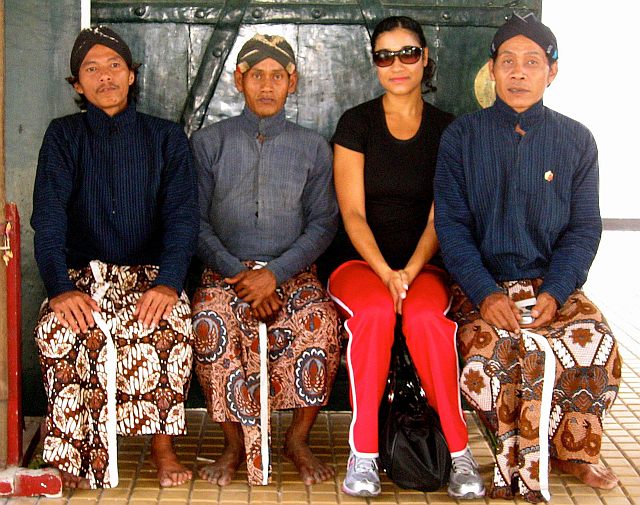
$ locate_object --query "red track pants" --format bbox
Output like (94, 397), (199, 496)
(328, 260), (468, 457)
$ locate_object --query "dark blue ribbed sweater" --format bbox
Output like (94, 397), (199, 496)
(31, 103), (198, 298)
(434, 97), (601, 306)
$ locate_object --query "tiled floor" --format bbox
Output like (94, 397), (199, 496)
(4, 231), (640, 505)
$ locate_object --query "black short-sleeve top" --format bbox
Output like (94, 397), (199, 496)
(331, 95), (454, 269)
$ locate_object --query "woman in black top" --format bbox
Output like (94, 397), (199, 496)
(328, 16), (485, 499)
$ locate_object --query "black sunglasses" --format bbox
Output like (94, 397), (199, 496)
(372, 46), (423, 67)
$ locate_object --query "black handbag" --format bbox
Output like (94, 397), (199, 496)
(378, 333), (452, 491)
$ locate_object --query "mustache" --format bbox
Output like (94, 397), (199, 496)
(97, 84), (119, 92)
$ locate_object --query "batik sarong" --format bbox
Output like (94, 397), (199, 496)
(34, 261), (193, 488)
(192, 264), (340, 485)
(451, 279), (621, 503)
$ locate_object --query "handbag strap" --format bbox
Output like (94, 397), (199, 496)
(388, 328), (427, 402)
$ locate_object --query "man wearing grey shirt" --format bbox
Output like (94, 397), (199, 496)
(190, 34), (340, 487)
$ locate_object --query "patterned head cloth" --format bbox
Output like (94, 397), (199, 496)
(236, 34), (296, 74)
(70, 25), (133, 77)
(490, 12), (558, 62)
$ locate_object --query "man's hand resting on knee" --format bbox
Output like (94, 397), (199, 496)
(49, 290), (100, 333)
(135, 285), (179, 329)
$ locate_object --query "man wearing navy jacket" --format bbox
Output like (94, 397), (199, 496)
(435, 13), (620, 503)
(31, 26), (198, 489)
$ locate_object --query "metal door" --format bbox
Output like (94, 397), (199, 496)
(93, 1), (542, 137)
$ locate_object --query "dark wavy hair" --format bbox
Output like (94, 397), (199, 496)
(65, 64), (141, 111)
(370, 16), (437, 94)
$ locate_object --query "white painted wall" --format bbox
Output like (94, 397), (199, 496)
(543, 0), (639, 219)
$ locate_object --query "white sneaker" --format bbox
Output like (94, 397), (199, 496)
(448, 449), (486, 499)
(342, 451), (381, 497)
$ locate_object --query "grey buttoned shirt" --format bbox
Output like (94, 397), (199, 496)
(191, 106), (338, 285)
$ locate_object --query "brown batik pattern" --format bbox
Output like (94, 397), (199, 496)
(34, 262), (193, 488)
(451, 279), (621, 503)
(192, 264), (340, 485)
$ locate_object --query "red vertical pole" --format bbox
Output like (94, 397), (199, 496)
(5, 203), (22, 466)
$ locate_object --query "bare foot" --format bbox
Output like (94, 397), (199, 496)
(199, 444), (245, 486)
(284, 436), (335, 485)
(552, 458), (619, 489)
(61, 470), (90, 489)
(150, 434), (193, 487)
(199, 421), (245, 486)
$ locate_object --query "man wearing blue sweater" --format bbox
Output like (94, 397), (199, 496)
(435, 13), (620, 503)
(31, 26), (198, 489)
